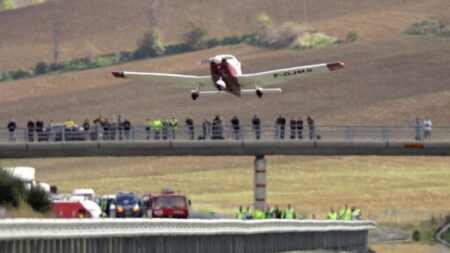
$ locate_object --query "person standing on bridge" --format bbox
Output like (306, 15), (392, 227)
(307, 116), (316, 140)
(202, 119), (211, 140)
(27, 119), (35, 142)
(290, 117), (297, 139)
(185, 118), (194, 140)
(297, 117), (304, 139)
(145, 118), (152, 140)
(283, 204), (296, 219)
(327, 207), (338, 220)
(35, 118), (44, 142)
(423, 116), (432, 140)
(153, 119), (162, 140)
(231, 115), (240, 140)
(170, 117), (178, 139)
(83, 119), (90, 140)
(123, 118), (131, 140)
(414, 117), (422, 140)
(252, 115), (261, 140)
(7, 119), (16, 142)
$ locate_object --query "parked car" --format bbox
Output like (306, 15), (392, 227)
(115, 192), (141, 218)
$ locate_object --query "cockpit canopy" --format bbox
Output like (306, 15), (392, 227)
(209, 54), (236, 64)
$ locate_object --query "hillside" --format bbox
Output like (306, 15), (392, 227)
(1, 0), (449, 226)
(0, 0), (449, 72)
(0, 35), (449, 126)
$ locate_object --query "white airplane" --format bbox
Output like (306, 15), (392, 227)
(112, 54), (344, 100)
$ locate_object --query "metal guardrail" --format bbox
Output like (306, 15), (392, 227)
(0, 125), (449, 142)
(0, 219), (376, 240)
(0, 219), (376, 253)
(436, 223), (450, 247)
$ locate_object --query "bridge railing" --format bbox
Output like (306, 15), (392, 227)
(0, 125), (449, 142)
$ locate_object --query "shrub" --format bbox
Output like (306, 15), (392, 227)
(292, 32), (338, 50)
(405, 17), (444, 35)
(90, 55), (118, 67)
(165, 43), (188, 55)
(0, 0), (15, 10)
(207, 38), (219, 48)
(10, 69), (31, 80)
(0, 169), (26, 208)
(26, 186), (52, 213)
(436, 27), (450, 37)
(0, 72), (11, 81)
(48, 62), (65, 72)
(135, 27), (165, 59)
(412, 230), (421, 241)
(345, 31), (358, 43)
(220, 35), (244, 46)
(184, 21), (209, 51)
(119, 50), (136, 62)
(35, 61), (48, 75)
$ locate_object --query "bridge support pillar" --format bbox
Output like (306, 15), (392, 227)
(254, 155), (266, 210)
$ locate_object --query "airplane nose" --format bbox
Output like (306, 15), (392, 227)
(216, 79), (226, 89)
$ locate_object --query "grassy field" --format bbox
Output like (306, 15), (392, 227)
(2, 156), (449, 225)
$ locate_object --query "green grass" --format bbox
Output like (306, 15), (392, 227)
(2, 156), (449, 223)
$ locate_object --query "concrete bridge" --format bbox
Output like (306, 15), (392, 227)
(2, 140), (450, 210)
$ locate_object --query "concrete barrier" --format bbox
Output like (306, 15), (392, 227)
(1, 140), (450, 158)
(0, 219), (376, 253)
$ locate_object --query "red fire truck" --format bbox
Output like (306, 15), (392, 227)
(147, 189), (190, 218)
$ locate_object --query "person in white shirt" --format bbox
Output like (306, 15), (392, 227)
(423, 116), (432, 140)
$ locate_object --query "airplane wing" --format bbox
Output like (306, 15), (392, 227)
(112, 71), (212, 89)
(236, 61), (344, 88)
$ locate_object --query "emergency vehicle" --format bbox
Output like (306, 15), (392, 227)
(147, 189), (190, 218)
(53, 200), (101, 218)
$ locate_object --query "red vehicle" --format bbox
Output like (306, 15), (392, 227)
(147, 194), (190, 218)
(53, 200), (101, 218)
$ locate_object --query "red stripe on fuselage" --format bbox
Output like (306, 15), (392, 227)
(210, 62), (241, 96)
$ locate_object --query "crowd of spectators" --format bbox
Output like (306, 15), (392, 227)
(3, 115), (319, 142)
(235, 204), (362, 221)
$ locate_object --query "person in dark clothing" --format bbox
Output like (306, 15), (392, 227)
(110, 119), (117, 140)
(103, 118), (111, 140)
(83, 119), (90, 131)
(201, 119), (211, 140)
(162, 119), (169, 140)
(27, 119), (35, 142)
(212, 115), (224, 139)
(275, 116), (286, 139)
(83, 119), (90, 140)
(297, 117), (304, 139)
(307, 116), (315, 140)
(185, 118), (194, 140)
(117, 115), (124, 140)
(230, 116), (240, 140)
(252, 115), (261, 140)
(123, 118), (131, 140)
(273, 205), (283, 219)
(35, 118), (44, 141)
(289, 117), (297, 139)
(7, 119), (17, 142)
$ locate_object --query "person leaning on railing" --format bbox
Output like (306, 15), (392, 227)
(7, 118), (16, 142)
